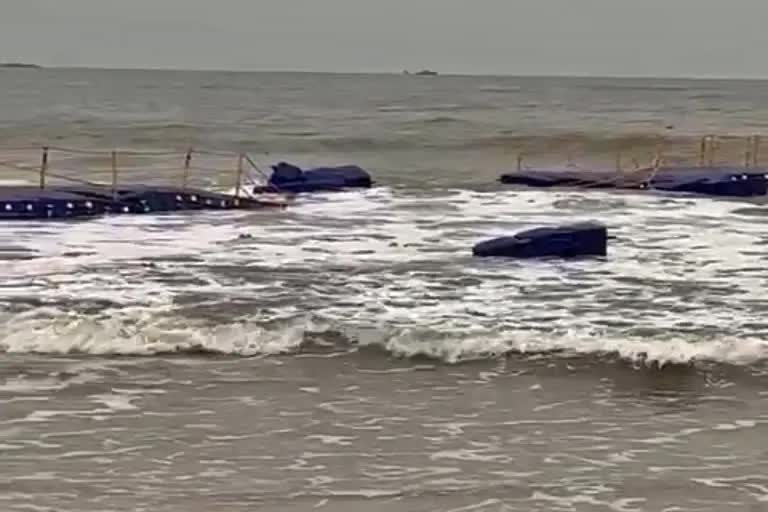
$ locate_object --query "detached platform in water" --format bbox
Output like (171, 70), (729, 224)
(0, 185), (286, 220)
(253, 162), (374, 194)
(473, 221), (608, 259)
(499, 166), (768, 197)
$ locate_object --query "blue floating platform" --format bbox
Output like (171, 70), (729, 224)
(0, 185), (282, 220)
(473, 221), (608, 259)
(253, 162), (373, 193)
(0, 188), (109, 220)
(499, 168), (632, 189)
(648, 167), (768, 197)
(63, 185), (259, 212)
(499, 166), (768, 197)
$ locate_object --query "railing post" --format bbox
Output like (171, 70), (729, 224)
(615, 151), (622, 172)
(699, 136), (707, 166)
(707, 135), (715, 166)
(39, 146), (48, 189)
(183, 149), (192, 190)
(235, 153), (244, 198)
(745, 136), (753, 168)
(516, 153), (523, 171)
(111, 150), (118, 200)
(754, 135), (761, 167)
(653, 138), (663, 169)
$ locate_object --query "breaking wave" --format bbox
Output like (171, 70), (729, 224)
(0, 307), (765, 368)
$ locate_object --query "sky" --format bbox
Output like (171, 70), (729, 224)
(2, 0), (767, 78)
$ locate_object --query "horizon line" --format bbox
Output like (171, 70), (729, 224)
(7, 63), (768, 82)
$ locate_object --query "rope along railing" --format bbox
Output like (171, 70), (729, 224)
(0, 158), (103, 189)
(0, 145), (278, 200)
(2, 135), (762, 198)
(513, 134), (763, 175)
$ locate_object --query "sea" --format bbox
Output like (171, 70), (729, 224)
(0, 68), (766, 512)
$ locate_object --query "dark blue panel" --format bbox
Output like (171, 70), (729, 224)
(473, 221), (608, 259)
(254, 162), (373, 193)
(0, 185), (277, 220)
(499, 166), (768, 197)
(649, 167), (768, 197)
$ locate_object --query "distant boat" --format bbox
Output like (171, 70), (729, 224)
(403, 69), (438, 76)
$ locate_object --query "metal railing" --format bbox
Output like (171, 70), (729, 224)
(0, 145), (275, 199)
(513, 134), (763, 173)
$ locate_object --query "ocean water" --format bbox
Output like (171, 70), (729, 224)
(0, 68), (767, 511)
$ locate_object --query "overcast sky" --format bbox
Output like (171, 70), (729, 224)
(2, 0), (767, 77)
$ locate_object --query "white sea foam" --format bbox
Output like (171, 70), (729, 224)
(0, 307), (764, 367)
(0, 186), (767, 366)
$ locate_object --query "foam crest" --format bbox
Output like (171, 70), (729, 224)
(0, 306), (765, 367)
(372, 327), (768, 366)
(0, 308), (308, 356)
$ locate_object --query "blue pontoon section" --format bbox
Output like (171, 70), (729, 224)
(473, 221), (608, 259)
(253, 162), (373, 193)
(0, 188), (110, 220)
(499, 166), (768, 197)
(499, 168), (640, 189)
(0, 185), (280, 220)
(648, 167), (768, 197)
(57, 185), (267, 212)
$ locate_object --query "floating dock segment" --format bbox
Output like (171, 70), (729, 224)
(0, 185), (286, 220)
(499, 167), (645, 190)
(499, 166), (768, 197)
(253, 162), (374, 193)
(646, 167), (768, 197)
(0, 187), (110, 220)
(0, 146), (292, 221)
(473, 221), (608, 259)
(500, 135), (768, 198)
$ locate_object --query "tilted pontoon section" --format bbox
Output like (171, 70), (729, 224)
(253, 162), (373, 193)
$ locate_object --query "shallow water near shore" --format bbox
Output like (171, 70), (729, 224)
(0, 69), (766, 511)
